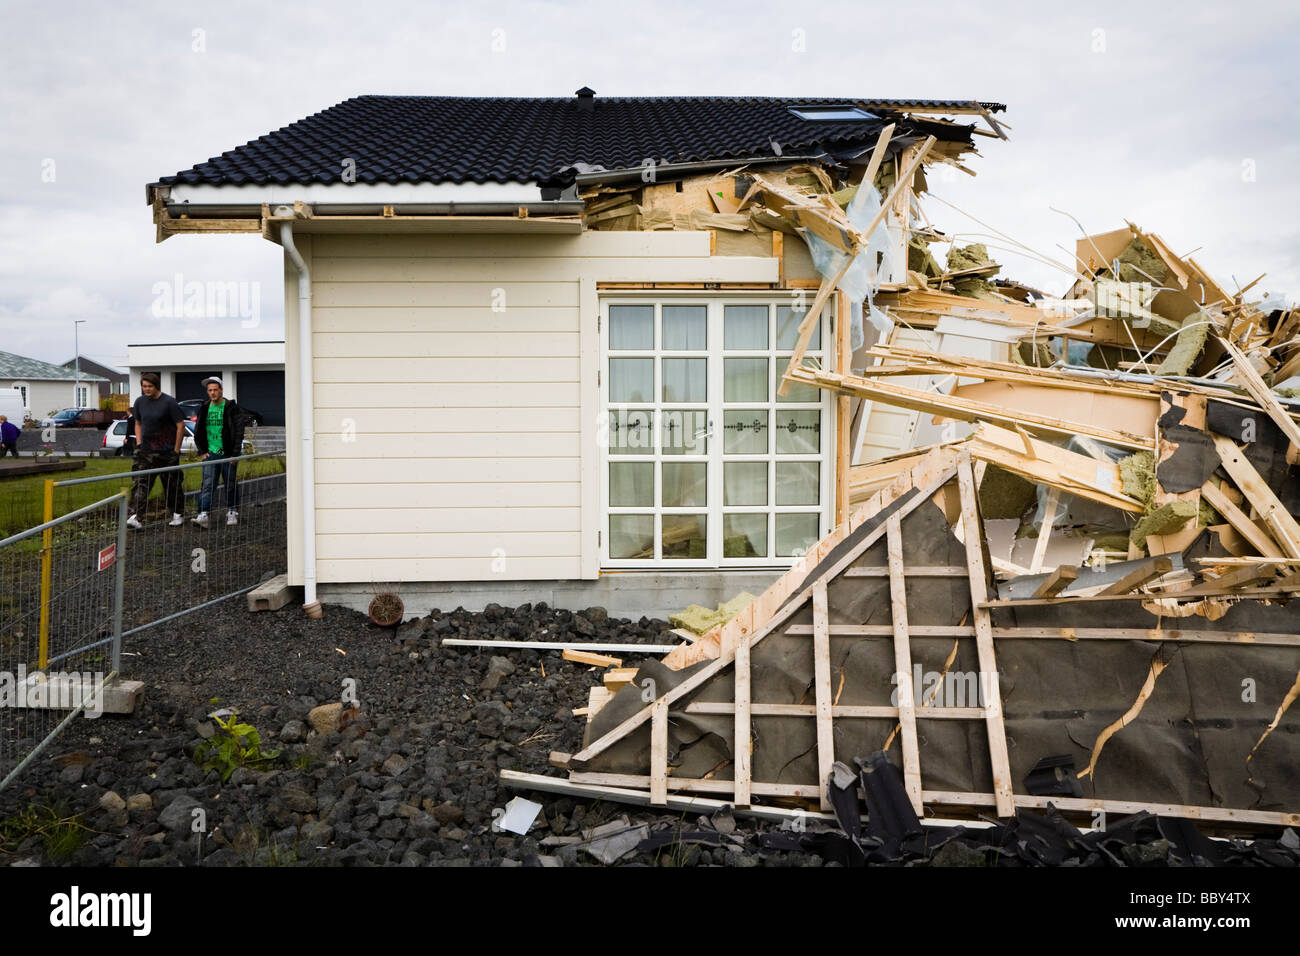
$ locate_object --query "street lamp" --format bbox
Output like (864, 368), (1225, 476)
(73, 320), (86, 407)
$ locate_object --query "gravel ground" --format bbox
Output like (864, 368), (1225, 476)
(0, 599), (830, 867)
(2, 598), (1296, 868)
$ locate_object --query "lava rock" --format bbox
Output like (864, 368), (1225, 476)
(480, 656), (516, 691)
(158, 795), (203, 833)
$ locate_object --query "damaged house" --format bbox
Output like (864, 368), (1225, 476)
(147, 90), (1001, 613)
(150, 90), (1300, 831)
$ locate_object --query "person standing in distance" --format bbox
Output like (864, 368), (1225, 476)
(126, 372), (186, 529)
(191, 376), (247, 527)
(0, 415), (19, 458)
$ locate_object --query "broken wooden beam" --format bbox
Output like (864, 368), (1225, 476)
(562, 648), (622, 668)
(1212, 434), (1300, 557)
(1218, 336), (1300, 451)
(1033, 565), (1079, 598)
(1098, 556), (1174, 596)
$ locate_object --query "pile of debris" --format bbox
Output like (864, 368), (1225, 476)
(513, 137), (1300, 839)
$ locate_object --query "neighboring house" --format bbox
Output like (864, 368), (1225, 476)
(126, 341), (286, 425)
(147, 89), (1005, 616)
(1, 350), (108, 420)
(61, 356), (129, 402)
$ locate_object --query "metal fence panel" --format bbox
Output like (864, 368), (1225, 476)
(1, 451), (287, 790)
(0, 493), (125, 790)
(49, 451), (287, 637)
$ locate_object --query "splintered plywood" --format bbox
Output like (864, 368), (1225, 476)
(945, 381), (1158, 441)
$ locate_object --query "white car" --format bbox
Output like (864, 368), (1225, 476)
(101, 419), (196, 456)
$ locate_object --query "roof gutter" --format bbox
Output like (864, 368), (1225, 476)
(163, 201), (584, 218)
(279, 221), (322, 619)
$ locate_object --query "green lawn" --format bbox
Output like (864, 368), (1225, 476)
(0, 454), (286, 539)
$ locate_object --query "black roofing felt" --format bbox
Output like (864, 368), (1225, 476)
(153, 94), (1004, 190)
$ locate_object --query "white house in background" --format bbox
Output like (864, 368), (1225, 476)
(126, 340), (286, 425)
(1, 350), (107, 420)
(145, 90), (1004, 617)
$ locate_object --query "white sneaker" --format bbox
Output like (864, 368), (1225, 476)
(226, 510), (239, 526)
(169, 513), (184, 527)
(126, 514), (143, 530)
(192, 512), (209, 528)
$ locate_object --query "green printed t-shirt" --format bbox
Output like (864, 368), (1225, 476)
(206, 401), (225, 454)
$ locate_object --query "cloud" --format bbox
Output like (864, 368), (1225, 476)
(0, 0), (1295, 374)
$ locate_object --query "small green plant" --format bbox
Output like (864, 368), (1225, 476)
(290, 751), (319, 771)
(226, 825), (299, 866)
(0, 802), (91, 862)
(194, 711), (281, 782)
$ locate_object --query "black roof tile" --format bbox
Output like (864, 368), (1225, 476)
(154, 94), (1003, 190)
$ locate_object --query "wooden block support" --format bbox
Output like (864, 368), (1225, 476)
(836, 291), (852, 526)
(812, 579), (835, 812)
(887, 515), (923, 814)
(650, 698), (668, 806)
(247, 573), (292, 612)
(734, 632), (752, 808)
(956, 460), (1015, 817)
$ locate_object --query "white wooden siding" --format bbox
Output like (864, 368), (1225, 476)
(293, 230), (778, 585)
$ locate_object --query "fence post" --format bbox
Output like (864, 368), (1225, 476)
(38, 478), (54, 670)
(112, 492), (127, 673)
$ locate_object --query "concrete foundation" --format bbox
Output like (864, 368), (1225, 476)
(318, 570), (785, 621)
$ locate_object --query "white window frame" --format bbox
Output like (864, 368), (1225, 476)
(600, 293), (835, 569)
(75, 384), (90, 408)
(12, 383), (29, 413)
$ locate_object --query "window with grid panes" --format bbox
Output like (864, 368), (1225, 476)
(603, 299), (831, 567)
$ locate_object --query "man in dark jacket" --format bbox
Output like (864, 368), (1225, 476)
(127, 372), (187, 528)
(191, 377), (252, 527)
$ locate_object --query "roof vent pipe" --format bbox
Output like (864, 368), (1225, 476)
(575, 86), (595, 112)
(279, 222), (322, 619)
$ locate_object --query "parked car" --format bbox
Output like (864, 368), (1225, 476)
(178, 399), (204, 423)
(101, 419), (196, 456)
(40, 407), (125, 429)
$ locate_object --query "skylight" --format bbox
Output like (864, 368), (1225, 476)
(789, 106), (877, 121)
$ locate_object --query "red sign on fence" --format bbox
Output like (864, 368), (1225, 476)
(97, 544), (116, 572)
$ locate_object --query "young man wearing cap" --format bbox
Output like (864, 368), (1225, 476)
(127, 372), (187, 528)
(191, 376), (248, 527)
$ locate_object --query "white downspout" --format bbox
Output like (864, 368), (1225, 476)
(280, 221), (322, 618)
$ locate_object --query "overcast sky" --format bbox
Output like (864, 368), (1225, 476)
(2, 0), (1295, 371)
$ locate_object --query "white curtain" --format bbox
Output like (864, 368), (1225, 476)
(609, 305), (653, 349)
(724, 461), (767, 506)
(663, 305), (707, 350)
(724, 305), (768, 349)
(661, 358), (706, 403)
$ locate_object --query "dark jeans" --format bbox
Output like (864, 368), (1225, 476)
(0, 441), (16, 458)
(198, 454), (239, 513)
(129, 448), (183, 517)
